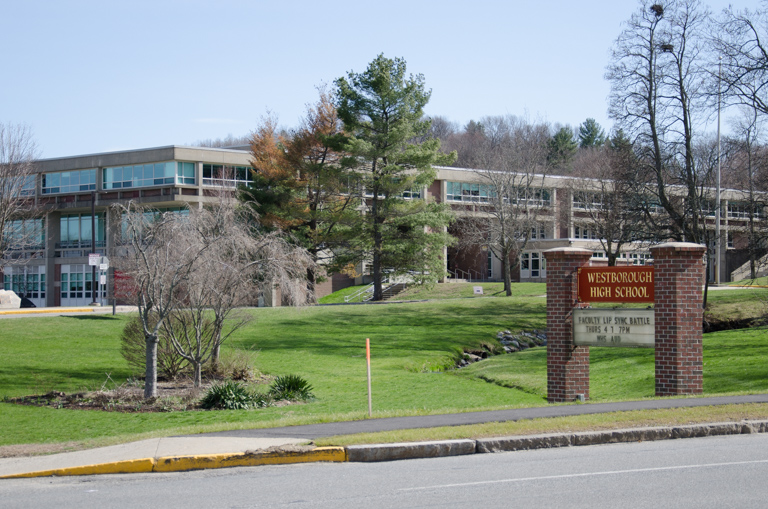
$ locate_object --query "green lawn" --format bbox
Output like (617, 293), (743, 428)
(1, 282), (768, 450)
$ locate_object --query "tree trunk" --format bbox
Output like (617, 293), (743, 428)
(193, 361), (202, 388)
(306, 266), (318, 304)
(211, 339), (221, 373)
(144, 334), (159, 399)
(503, 255), (512, 296)
(372, 220), (383, 302)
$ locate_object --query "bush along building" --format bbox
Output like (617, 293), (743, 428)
(3, 147), (763, 307)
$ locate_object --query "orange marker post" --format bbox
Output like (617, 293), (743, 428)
(366, 338), (372, 418)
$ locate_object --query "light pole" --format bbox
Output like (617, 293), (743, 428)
(715, 57), (722, 286)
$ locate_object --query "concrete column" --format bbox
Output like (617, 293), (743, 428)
(544, 247), (592, 402)
(650, 242), (706, 396)
(45, 211), (61, 307)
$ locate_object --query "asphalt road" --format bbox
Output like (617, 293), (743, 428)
(2, 433), (767, 508)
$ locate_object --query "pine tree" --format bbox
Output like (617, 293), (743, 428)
(578, 118), (607, 148)
(334, 54), (456, 301)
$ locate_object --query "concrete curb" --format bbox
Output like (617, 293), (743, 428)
(0, 308), (95, 315)
(4, 421), (767, 478)
(0, 447), (346, 479)
(347, 439), (476, 462)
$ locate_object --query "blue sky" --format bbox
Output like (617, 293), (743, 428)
(1, 0), (756, 158)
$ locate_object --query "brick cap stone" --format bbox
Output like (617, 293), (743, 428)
(543, 247), (593, 259)
(650, 242), (706, 253)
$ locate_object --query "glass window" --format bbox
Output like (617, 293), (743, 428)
(20, 175), (36, 196)
(177, 162), (195, 184)
(4, 219), (44, 249)
(531, 253), (540, 278)
(59, 214), (104, 247)
(42, 169), (96, 194)
(202, 164), (252, 187)
(103, 162), (181, 189)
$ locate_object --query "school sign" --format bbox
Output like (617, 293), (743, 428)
(544, 244), (706, 402)
(577, 266), (654, 303)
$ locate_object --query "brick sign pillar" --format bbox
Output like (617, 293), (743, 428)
(544, 248), (593, 402)
(650, 242), (706, 396)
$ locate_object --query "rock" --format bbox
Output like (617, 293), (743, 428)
(0, 290), (21, 309)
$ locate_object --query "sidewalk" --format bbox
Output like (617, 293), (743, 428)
(0, 305), (138, 318)
(3, 393), (768, 478)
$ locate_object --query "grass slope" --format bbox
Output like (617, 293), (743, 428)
(0, 296), (547, 447)
(1, 282), (767, 450)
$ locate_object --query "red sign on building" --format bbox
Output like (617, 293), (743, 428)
(577, 266), (654, 303)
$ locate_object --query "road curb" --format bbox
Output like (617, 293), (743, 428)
(3, 421), (767, 478)
(0, 308), (95, 315)
(0, 447), (346, 479)
(347, 439), (476, 462)
(475, 420), (768, 453)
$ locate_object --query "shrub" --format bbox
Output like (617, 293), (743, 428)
(120, 317), (188, 380)
(210, 348), (260, 381)
(200, 381), (255, 410)
(269, 374), (314, 401)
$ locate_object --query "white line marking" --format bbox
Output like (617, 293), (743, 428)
(399, 458), (768, 492)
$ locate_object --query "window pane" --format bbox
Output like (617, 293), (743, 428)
(83, 216), (93, 242)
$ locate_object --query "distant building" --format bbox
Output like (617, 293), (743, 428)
(2, 147), (761, 307)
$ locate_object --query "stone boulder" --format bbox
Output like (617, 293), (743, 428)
(0, 290), (21, 309)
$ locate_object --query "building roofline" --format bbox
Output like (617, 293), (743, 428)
(36, 145), (249, 164)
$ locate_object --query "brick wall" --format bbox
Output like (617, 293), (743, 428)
(544, 248), (592, 402)
(650, 243), (706, 396)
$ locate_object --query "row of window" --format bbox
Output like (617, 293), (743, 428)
(591, 251), (652, 265)
(573, 192), (765, 220)
(2, 269), (46, 299)
(3, 219), (45, 249)
(446, 182), (551, 206)
(32, 162), (252, 195)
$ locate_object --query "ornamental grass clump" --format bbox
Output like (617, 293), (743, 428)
(268, 374), (315, 401)
(200, 381), (256, 410)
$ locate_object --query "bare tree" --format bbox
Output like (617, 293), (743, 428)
(0, 123), (40, 270)
(458, 116), (551, 295)
(724, 109), (768, 279)
(571, 147), (646, 266)
(116, 195), (315, 394)
(607, 0), (713, 247)
(191, 133), (252, 148)
(115, 203), (208, 398)
(712, 4), (768, 118)
(162, 196), (314, 387)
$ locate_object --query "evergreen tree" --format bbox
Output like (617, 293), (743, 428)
(548, 126), (578, 169)
(334, 54), (456, 301)
(578, 118), (607, 148)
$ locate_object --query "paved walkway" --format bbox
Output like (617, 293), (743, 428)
(3, 393), (767, 478)
(196, 393), (768, 439)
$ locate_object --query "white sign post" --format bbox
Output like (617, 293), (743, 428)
(573, 308), (655, 347)
(97, 256), (109, 306)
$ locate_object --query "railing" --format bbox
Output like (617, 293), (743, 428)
(344, 283), (375, 303)
(448, 268), (487, 282)
(343, 279), (407, 303)
(54, 240), (107, 258)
